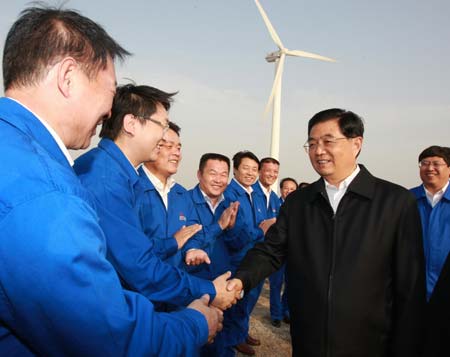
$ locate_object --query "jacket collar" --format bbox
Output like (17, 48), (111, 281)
(0, 97), (72, 169)
(444, 183), (450, 201)
(306, 164), (376, 203)
(191, 184), (205, 204)
(411, 182), (450, 202)
(229, 178), (253, 197)
(98, 138), (140, 186)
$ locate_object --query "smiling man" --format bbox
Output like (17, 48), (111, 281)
(229, 109), (426, 357)
(189, 153), (239, 281)
(220, 151), (271, 356)
(139, 123), (213, 270)
(410, 146), (450, 300)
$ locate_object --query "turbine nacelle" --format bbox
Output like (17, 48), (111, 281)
(265, 51), (281, 63)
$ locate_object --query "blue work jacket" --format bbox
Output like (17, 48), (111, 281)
(188, 185), (233, 280)
(223, 179), (266, 268)
(411, 183), (450, 299)
(138, 167), (208, 268)
(251, 181), (281, 219)
(0, 98), (208, 356)
(74, 139), (215, 307)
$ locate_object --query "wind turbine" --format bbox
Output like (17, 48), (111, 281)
(254, 0), (336, 160)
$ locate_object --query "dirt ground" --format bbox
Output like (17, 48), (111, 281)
(236, 280), (292, 357)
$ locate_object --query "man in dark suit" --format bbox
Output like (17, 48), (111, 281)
(227, 108), (426, 357)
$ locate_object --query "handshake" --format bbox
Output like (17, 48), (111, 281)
(187, 272), (244, 343)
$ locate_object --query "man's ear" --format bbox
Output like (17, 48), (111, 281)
(57, 57), (78, 98)
(352, 136), (363, 158)
(122, 114), (137, 136)
(197, 170), (202, 181)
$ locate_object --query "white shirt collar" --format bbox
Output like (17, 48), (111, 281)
(258, 180), (272, 208)
(141, 165), (176, 209)
(324, 165), (360, 213)
(8, 97), (74, 166)
(424, 180), (449, 208)
(200, 188), (225, 214)
(233, 178), (253, 195)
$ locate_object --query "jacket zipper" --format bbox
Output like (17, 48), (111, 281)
(322, 190), (337, 357)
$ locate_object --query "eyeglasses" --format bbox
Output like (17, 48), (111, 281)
(303, 136), (349, 153)
(158, 140), (182, 151)
(419, 160), (448, 168)
(135, 115), (170, 133)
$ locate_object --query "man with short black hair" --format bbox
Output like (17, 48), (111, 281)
(228, 109), (425, 356)
(189, 153), (239, 281)
(220, 151), (272, 356)
(280, 177), (298, 201)
(410, 146), (450, 357)
(139, 122), (212, 269)
(411, 145), (450, 300)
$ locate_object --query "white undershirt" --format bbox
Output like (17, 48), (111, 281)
(258, 181), (271, 209)
(200, 189), (225, 214)
(233, 178), (253, 203)
(324, 165), (360, 213)
(425, 181), (449, 207)
(141, 165), (175, 209)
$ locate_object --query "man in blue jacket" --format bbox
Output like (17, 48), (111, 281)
(0, 6), (222, 356)
(188, 153), (239, 281)
(222, 151), (276, 356)
(252, 158), (290, 328)
(189, 153), (241, 356)
(410, 145), (450, 300)
(139, 122), (213, 270)
(74, 84), (239, 311)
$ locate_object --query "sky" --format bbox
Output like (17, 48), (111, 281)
(1, 0), (449, 189)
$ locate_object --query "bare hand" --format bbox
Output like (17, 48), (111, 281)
(185, 249), (211, 266)
(218, 202), (240, 230)
(211, 271), (242, 310)
(174, 224), (202, 249)
(227, 202), (240, 229)
(187, 294), (223, 343)
(259, 217), (276, 235)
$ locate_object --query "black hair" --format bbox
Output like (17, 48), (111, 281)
(279, 177), (298, 190)
(418, 146), (450, 166)
(3, 5), (130, 90)
(307, 108), (364, 138)
(199, 153), (230, 173)
(232, 151), (259, 170)
(259, 157), (280, 170)
(100, 83), (176, 140)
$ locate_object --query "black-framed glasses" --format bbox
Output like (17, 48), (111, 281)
(135, 115), (169, 133)
(419, 160), (448, 168)
(303, 136), (349, 153)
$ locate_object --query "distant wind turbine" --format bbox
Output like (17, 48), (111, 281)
(254, 0), (336, 160)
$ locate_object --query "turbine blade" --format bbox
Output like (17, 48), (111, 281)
(255, 0), (284, 49)
(264, 54), (286, 115)
(286, 49), (336, 62)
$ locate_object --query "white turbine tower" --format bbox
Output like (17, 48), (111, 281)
(254, 0), (336, 160)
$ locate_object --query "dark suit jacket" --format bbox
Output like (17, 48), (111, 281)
(236, 165), (426, 357)
(424, 252), (450, 357)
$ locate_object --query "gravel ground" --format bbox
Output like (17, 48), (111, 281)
(236, 280), (292, 357)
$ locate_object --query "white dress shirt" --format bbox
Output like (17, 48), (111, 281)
(425, 181), (449, 207)
(325, 165), (360, 213)
(141, 165), (175, 209)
